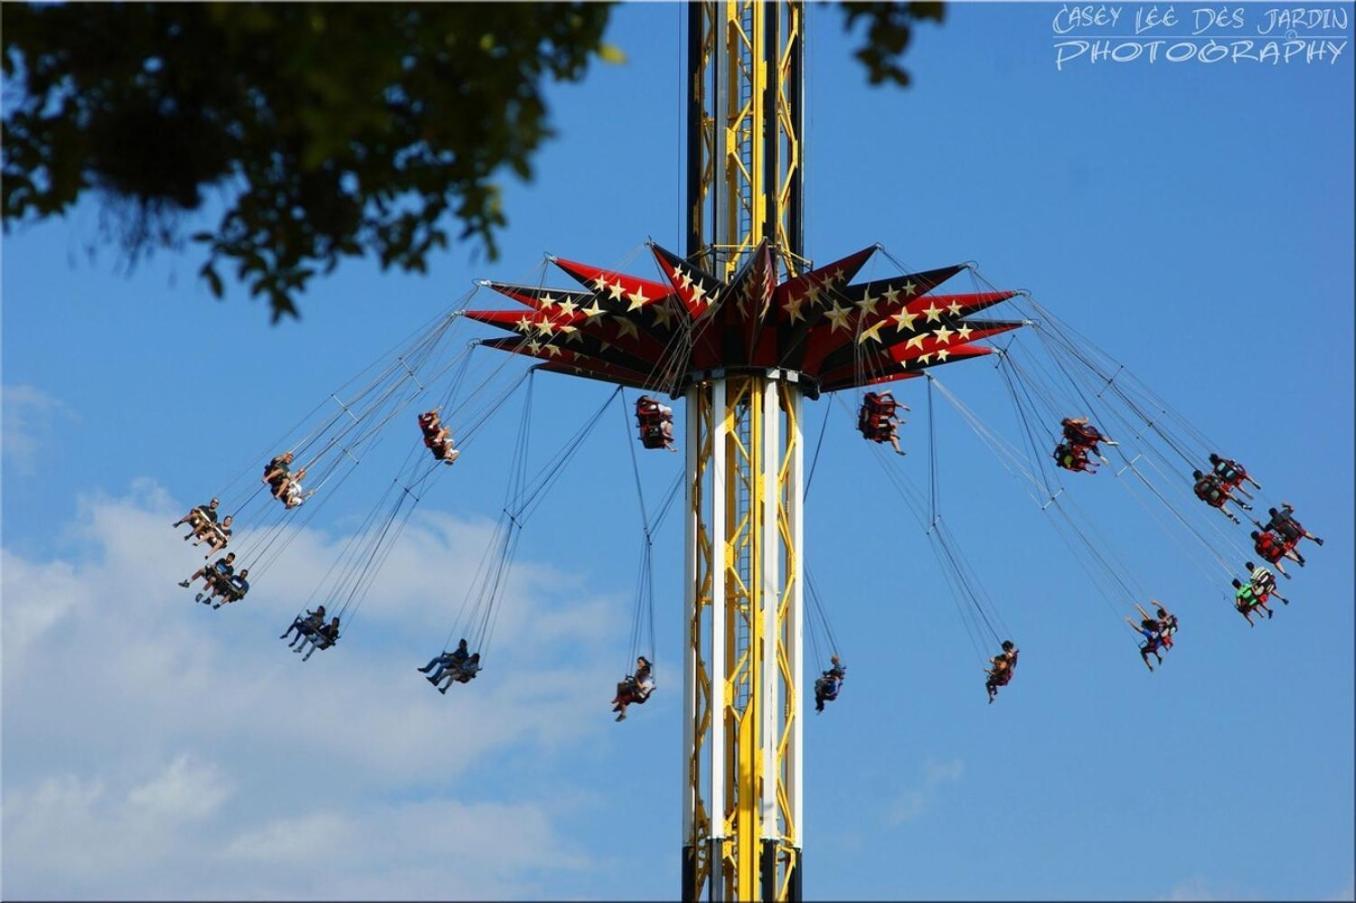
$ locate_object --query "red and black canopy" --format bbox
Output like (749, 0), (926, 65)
(467, 241), (1021, 396)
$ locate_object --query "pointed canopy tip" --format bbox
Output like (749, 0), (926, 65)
(545, 253), (558, 263)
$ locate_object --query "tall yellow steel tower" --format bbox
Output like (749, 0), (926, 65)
(681, 3), (805, 901)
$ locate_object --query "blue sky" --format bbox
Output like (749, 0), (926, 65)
(3, 3), (1352, 900)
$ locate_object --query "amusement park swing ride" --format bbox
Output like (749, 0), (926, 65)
(171, 4), (1328, 900)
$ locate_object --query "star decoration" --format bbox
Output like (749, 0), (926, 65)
(650, 301), (676, 329)
(891, 309), (918, 332)
(956, 324), (973, 341)
(856, 287), (880, 317)
(901, 279), (918, 297)
(784, 292), (808, 324)
(932, 325), (954, 345)
(582, 301), (606, 320)
(626, 286), (649, 312)
(946, 300), (963, 317)
(539, 293), (559, 310)
(857, 319), (887, 345)
(557, 299), (578, 317)
(607, 280), (626, 301)
(922, 302), (942, 323)
(824, 300), (853, 333)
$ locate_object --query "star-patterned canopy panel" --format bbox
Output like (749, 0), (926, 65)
(466, 240), (1021, 395)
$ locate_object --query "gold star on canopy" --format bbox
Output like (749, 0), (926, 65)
(857, 319), (887, 345)
(917, 352), (933, 365)
(824, 299), (853, 333)
(564, 328), (585, 345)
(676, 270), (693, 291)
(534, 320), (556, 336)
(922, 301), (942, 323)
(651, 301), (676, 329)
(784, 292), (808, 324)
(626, 286), (649, 311)
(805, 281), (824, 307)
(935, 348), (951, 361)
(689, 282), (707, 307)
(891, 308), (918, 332)
(527, 339), (542, 354)
(582, 301), (606, 320)
(946, 300), (964, 317)
(905, 333), (928, 351)
(607, 280), (626, 301)
(932, 325), (954, 345)
(590, 275), (609, 291)
(539, 293), (559, 309)
(614, 316), (640, 340)
(882, 286), (900, 307)
(902, 279), (918, 297)
(956, 324), (973, 341)
(557, 299), (578, 317)
(856, 287), (880, 317)
(515, 316), (533, 333)
(544, 343), (562, 357)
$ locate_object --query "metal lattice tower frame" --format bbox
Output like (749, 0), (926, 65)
(682, 3), (806, 900)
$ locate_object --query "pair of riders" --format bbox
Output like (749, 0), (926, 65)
(173, 498), (234, 553)
(263, 452), (308, 509)
(1053, 417), (1114, 474)
(611, 656), (655, 721)
(1249, 504), (1320, 576)
(280, 607), (341, 660)
(1231, 574), (1277, 626)
(417, 410), (460, 465)
(985, 641), (1019, 703)
(418, 639), (482, 693)
(1192, 453), (1257, 523)
(1124, 601), (1178, 671)
(1232, 559), (1291, 626)
(814, 655), (846, 712)
(179, 553), (250, 609)
(635, 396), (676, 451)
(857, 392), (908, 455)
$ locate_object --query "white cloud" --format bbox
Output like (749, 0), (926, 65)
(1, 383), (75, 474)
(1159, 876), (1263, 902)
(883, 757), (965, 827)
(1, 482), (620, 899)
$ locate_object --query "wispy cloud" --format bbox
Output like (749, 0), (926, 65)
(1, 482), (617, 898)
(883, 757), (965, 827)
(1159, 876), (1264, 902)
(1, 383), (75, 474)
